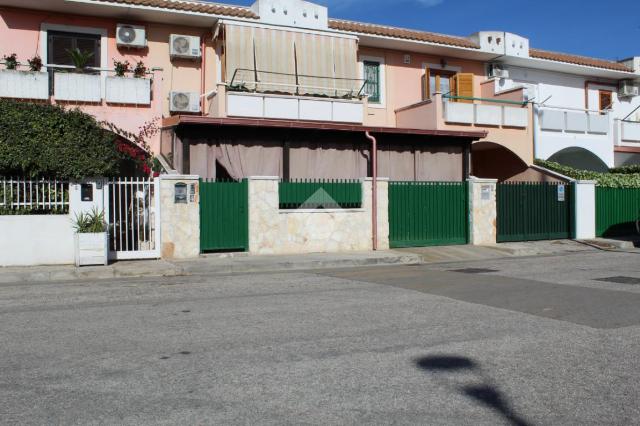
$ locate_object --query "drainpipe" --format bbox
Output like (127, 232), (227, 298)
(200, 31), (211, 115)
(365, 131), (378, 251)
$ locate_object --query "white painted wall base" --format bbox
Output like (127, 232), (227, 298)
(0, 215), (74, 266)
(574, 180), (596, 239)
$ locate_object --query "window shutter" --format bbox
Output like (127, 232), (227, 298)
(422, 66), (431, 100)
(454, 73), (474, 103)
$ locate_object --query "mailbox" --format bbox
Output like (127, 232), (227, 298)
(81, 184), (93, 202)
(174, 182), (188, 204)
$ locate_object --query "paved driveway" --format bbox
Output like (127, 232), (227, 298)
(1, 250), (639, 425)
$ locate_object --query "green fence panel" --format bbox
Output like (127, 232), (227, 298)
(200, 179), (249, 252)
(389, 181), (469, 248)
(497, 182), (574, 243)
(279, 179), (362, 209)
(596, 187), (640, 237)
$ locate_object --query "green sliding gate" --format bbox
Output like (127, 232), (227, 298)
(389, 181), (469, 248)
(596, 187), (640, 237)
(200, 179), (249, 252)
(497, 182), (574, 243)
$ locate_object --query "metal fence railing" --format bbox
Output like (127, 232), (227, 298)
(0, 177), (69, 214)
(279, 179), (362, 209)
(596, 187), (640, 237)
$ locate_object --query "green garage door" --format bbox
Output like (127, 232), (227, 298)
(497, 182), (574, 242)
(389, 181), (469, 248)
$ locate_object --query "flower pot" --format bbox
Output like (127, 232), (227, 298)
(74, 232), (108, 266)
(105, 76), (151, 105)
(54, 72), (102, 102)
(0, 69), (49, 100)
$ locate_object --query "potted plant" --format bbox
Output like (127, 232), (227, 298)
(106, 59), (151, 105)
(54, 48), (101, 102)
(72, 207), (109, 267)
(0, 54), (49, 100)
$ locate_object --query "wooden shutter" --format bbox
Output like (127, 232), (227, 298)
(599, 90), (613, 111)
(453, 73), (474, 103)
(422, 66), (431, 100)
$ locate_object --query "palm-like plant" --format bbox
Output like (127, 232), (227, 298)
(66, 48), (95, 72)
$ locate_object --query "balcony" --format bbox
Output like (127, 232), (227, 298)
(443, 97), (529, 128)
(615, 120), (640, 145)
(0, 64), (152, 105)
(209, 69), (366, 124)
(538, 107), (609, 135)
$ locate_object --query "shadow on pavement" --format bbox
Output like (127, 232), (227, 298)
(415, 355), (533, 426)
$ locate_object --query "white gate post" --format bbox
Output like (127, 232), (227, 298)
(574, 180), (596, 240)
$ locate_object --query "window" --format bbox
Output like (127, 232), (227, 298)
(422, 68), (455, 100)
(599, 90), (613, 112)
(363, 61), (380, 103)
(47, 31), (101, 69)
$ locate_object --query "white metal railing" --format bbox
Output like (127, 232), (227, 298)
(442, 99), (529, 128)
(616, 119), (640, 144)
(0, 177), (69, 213)
(538, 106), (610, 135)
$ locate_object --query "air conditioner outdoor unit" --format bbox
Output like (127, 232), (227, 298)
(169, 91), (201, 113)
(170, 34), (201, 59)
(116, 24), (147, 48)
(488, 63), (509, 79)
(618, 80), (639, 97)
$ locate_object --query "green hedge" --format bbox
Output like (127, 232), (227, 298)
(0, 99), (138, 179)
(535, 159), (640, 188)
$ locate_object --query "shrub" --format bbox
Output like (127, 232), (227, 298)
(0, 99), (140, 179)
(66, 48), (94, 72)
(535, 159), (640, 188)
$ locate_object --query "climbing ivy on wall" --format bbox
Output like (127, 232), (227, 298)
(535, 159), (640, 188)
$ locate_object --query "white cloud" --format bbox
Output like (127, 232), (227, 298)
(415, 0), (444, 6)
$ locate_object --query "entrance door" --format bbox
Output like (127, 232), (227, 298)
(200, 179), (249, 252)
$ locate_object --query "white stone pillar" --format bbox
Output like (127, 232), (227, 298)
(247, 176), (280, 255)
(159, 175), (200, 259)
(574, 180), (596, 240)
(468, 177), (498, 245)
(363, 177), (390, 250)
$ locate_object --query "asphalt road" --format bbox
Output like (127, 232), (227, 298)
(1, 250), (639, 425)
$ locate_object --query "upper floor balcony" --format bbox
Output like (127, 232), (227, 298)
(207, 68), (367, 124)
(0, 64), (153, 106)
(396, 92), (530, 136)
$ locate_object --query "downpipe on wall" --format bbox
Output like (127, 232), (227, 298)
(365, 131), (378, 251)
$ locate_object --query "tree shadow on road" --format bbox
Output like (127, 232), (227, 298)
(415, 355), (533, 426)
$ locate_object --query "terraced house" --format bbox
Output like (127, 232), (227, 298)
(2, 0), (639, 180)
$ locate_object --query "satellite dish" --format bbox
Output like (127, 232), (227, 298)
(118, 25), (136, 44)
(173, 93), (190, 110)
(172, 36), (190, 54)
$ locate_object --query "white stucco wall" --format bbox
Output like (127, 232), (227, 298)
(0, 215), (75, 266)
(495, 65), (640, 166)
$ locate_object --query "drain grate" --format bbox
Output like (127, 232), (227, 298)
(596, 276), (640, 285)
(450, 268), (498, 274)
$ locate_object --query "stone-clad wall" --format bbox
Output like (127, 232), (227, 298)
(249, 177), (389, 255)
(468, 177), (497, 245)
(159, 175), (200, 259)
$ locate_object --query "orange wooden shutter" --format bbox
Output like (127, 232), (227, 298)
(454, 73), (474, 103)
(422, 67), (431, 100)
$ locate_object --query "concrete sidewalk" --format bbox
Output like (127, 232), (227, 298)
(0, 239), (628, 284)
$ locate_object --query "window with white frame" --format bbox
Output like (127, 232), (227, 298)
(47, 31), (101, 70)
(360, 56), (384, 107)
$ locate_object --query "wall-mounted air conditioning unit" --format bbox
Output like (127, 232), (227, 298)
(618, 80), (639, 98)
(170, 34), (201, 59)
(116, 24), (147, 48)
(488, 63), (509, 79)
(169, 91), (201, 113)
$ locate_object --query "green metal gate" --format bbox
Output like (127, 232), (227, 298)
(200, 179), (249, 252)
(497, 182), (574, 243)
(389, 181), (469, 248)
(596, 187), (640, 237)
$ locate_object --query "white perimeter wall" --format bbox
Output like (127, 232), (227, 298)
(0, 215), (74, 266)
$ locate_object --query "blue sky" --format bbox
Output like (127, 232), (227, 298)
(212, 0), (640, 61)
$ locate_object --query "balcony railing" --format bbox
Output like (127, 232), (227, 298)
(229, 68), (367, 100)
(616, 119), (640, 144)
(442, 95), (529, 128)
(538, 105), (609, 135)
(0, 63), (152, 105)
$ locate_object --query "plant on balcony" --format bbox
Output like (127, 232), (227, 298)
(113, 59), (130, 77)
(133, 61), (147, 78)
(27, 55), (43, 72)
(3, 53), (18, 70)
(66, 48), (94, 73)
